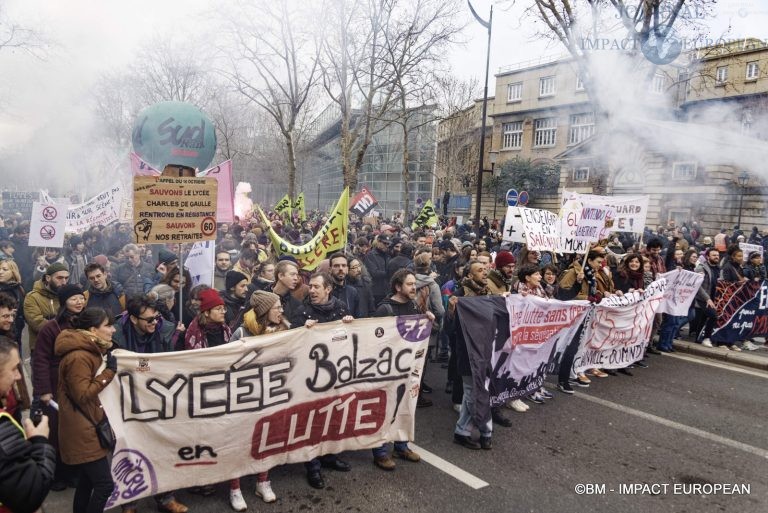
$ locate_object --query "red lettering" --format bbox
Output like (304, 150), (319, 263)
(251, 391), (386, 459)
(329, 227), (340, 246)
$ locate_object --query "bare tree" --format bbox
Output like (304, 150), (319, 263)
(0, 5), (48, 58)
(221, 0), (320, 200)
(381, 0), (463, 214)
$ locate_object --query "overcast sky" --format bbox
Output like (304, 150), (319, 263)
(0, 0), (766, 152)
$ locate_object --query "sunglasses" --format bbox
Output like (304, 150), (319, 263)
(137, 315), (162, 323)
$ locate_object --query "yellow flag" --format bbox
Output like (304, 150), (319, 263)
(274, 194), (292, 217)
(411, 200), (439, 230)
(260, 188), (349, 270)
(292, 193), (306, 221)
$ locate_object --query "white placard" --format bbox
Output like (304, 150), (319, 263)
(29, 202), (67, 248)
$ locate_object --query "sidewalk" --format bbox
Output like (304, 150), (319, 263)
(672, 339), (768, 371)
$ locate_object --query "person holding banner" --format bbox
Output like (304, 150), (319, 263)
(290, 272), (353, 489)
(692, 248), (721, 348)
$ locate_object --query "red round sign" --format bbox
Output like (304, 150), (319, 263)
(42, 206), (57, 220)
(40, 225), (55, 240)
(200, 216), (216, 237)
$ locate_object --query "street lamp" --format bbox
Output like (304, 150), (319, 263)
(736, 171), (749, 229)
(468, 0), (493, 224)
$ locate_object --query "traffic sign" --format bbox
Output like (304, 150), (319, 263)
(506, 189), (519, 207)
(519, 190), (530, 206)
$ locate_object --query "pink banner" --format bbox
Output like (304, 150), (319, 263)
(129, 153), (234, 223)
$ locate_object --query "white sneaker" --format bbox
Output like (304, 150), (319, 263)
(230, 488), (247, 511)
(742, 341), (758, 351)
(752, 337), (766, 344)
(701, 338), (713, 347)
(255, 480), (276, 503)
(507, 399), (529, 412)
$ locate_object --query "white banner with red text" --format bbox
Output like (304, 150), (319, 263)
(100, 316), (429, 507)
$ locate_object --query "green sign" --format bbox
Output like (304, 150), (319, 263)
(131, 101), (217, 171)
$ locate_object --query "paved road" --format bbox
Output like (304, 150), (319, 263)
(40, 350), (767, 513)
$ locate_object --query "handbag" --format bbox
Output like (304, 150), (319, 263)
(66, 393), (116, 452)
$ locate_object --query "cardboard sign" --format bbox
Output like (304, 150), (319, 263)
(132, 176), (218, 243)
(561, 190), (648, 234)
(519, 207), (560, 251)
(502, 206), (526, 243)
(28, 202), (67, 248)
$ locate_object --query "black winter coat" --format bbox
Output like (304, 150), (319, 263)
(290, 297), (350, 328)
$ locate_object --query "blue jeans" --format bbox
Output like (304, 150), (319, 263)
(372, 441), (409, 458)
(658, 314), (688, 350)
(454, 380), (492, 437)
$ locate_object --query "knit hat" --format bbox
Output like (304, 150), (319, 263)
(158, 248), (177, 265)
(225, 270), (248, 291)
(199, 289), (225, 312)
(495, 251), (516, 268)
(45, 262), (69, 276)
(250, 290), (280, 318)
(57, 284), (84, 304)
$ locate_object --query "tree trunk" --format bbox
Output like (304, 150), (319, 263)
(285, 130), (297, 200)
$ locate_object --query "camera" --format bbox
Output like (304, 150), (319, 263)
(30, 400), (44, 426)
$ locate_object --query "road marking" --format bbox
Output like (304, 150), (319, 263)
(409, 443), (489, 489)
(665, 352), (768, 379)
(572, 392), (768, 460)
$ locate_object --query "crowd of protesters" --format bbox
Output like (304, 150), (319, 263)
(1, 207), (766, 513)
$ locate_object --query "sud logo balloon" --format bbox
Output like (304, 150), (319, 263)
(131, 101), (217, 172)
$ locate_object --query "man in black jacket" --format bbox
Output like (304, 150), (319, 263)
(328, 253), (362, 318)
(270, 260), (303, 323)
(364, 234), (391, 306)
(84, 262), (126, 319)
(221, 270), (249, 330)
(0, 335), (56, 513)
(289, 273), (353, 489)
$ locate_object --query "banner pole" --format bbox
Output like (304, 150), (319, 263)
(178, 244), (184, 325)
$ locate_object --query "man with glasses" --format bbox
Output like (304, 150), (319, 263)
(111, 296), (187, 513)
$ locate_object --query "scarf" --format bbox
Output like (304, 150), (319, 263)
(76, 329), (112, 351)
(620, 268), (644, 290)
(185, 316), (232, 350)
(461, 277), (488, 296)
(518, 282), (546, 298)
(583, 265), (599, 302)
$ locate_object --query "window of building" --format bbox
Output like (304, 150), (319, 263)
(746, 61), (759, 80)
(572, 167), (590, 182)
(507, 82), (523, 102)
(651, 73), (666, 93)
(672, 162), (697, 180)
(502, 121), (523, 149)
(569, 112), (595, 145)
(716, 66), (728, 83)
(668, 209), (691, 228)
(575, 74), (585, 91)
(534, 118), (557, 147)
(539, 76), (556, 97)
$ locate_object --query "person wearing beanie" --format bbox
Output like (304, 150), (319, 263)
(23, 263), (71, 353)
(221, 271), (249, 330)
(225, 289), (285, 508)
(488, 251), (517, 295)
(184, 289), (231, 350)
(157, 248), (178, 268)
(30, 283), (86, 491)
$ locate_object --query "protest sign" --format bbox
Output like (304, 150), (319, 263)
(573, 279), (666, 373)
(411, 200), (439, 230)
(502, 206), (526, 243)
(65, 184), (124, 233)
(562, 190), (648, 234)
(350, 187), (379, 217)
(657, 269), (704, 316)
(184, 241), (216, 288)
(1, 191), (39, 217)
(557, 199), (587, 254)
(28, 202), (67, 248)
(519, 207), (560, 251)
(133, 176), (217, 244)
(100, 316), (429, 507)
(575, 204), (616, 243)
(261, 188), (349, 270)
(739, 242), (763, 258)
(711, 279), (768, 344)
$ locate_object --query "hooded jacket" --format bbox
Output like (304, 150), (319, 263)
(55, 329), (115, 465)
(22, 280), (59, 352)
(487, 269), (514, 295)
(414, 273), (445, 322)
(84, 281), (126, 319)
(112, 313), (176, 354)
